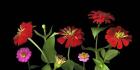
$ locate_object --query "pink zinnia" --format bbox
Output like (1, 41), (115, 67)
(78, 52), (89, 62)
(16, 47), (32, 63)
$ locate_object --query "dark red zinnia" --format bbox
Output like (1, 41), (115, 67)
(105, 26), (132, 49)
(13, 22), (33, 46)
(88, 10), (115, 24)
(57, 26), (84, 48)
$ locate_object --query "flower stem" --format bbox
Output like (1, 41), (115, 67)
(83, 62), (85, 70)
(28, 38), (48, 62)
(28, 61), (31, 70)
(95, 24), (100, 58)
(67, 47), (71, 60)
(95, 35), (98, 58)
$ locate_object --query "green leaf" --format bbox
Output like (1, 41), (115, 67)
(61, 60), (74, 70)
(73, 62), (83, 70)
(95, 65), (101, 70)
(34, 30), (44, 38)
(41, 35), (56, 63)
(81, 46), (95, 52)
(30, 65), (40, 69)
(95, 64), (110, 70)
(46, 26), (53, 38)
(100, 48), (106, 59)
(104, 49), (119, 61)
(91, 27), (106, 39)
(93, 58), (103, 66)
(41, 64), (51, 70)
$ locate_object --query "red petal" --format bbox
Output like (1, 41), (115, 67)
(65, 37), (72, 48)
(122, 39), (129, 47)
(57, 37), (66, 45)
(117, 39), (123, 49)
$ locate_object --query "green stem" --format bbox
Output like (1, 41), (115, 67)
(28, 38), (48, 62)
(83, 62), (85, 70)
(95, 24), (100, 59)
(67, 47), (71, 60)
(95, 35), (98, 58)
(28, 61), (31, 70)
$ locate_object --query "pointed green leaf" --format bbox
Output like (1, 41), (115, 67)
(104, 49), (119, 61)
(103, 64), (110, 70)
(61, 60), (74, 70)
(73, 62), (83, 70)
(34, 30), (44, 38)
(42, 64), (51, 70)
(30, 65), (40, 69)
(100, 48), (106, 59)
(95, 64), (110, 70)
(46, 26), (53, 38)
(81, 45), (95, 52)
(41, 35), (56, 63)
(93, 58), (103, 66)
(91, 27), (106, 39)
(95, 65), (101, 70)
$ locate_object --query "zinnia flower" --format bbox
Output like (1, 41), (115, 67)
(105, 26), (132, 49)
(16, 47), (32, 62)
(57, 26), (84, 48)
(54, 55), (66, 69)
(88, 10), (115, 24)
(78, 52), (89, 62)
(13, 22), (33, 46)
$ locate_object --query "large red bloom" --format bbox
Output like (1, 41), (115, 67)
(105, 26), (132, 49)
(88, 10), (115, 24)
(57, 26), (84, 48)
(13, 22), (33, 46)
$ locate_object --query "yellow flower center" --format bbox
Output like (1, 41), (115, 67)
(115, 31), (128, 39)
(80, 52), (89, 59)
(56, 55), (66, 65)
(21, 53), (26, 58)
(18, 26), (25, 34)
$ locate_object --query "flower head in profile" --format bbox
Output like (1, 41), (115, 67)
(105, 26), (132, 49)
(54, 54), (66, 69)
(13, 22), (33, 46)
(88, 10), (115, 24)
(57, 26), (84, 48)
(16, 47), (32, 63)
(78, 52), (89, 62)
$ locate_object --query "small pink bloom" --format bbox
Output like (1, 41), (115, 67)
(16, 47), (32, 63)
(78, 52), (89, 62)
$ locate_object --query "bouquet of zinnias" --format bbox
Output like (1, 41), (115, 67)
(13, 10), (132, 70)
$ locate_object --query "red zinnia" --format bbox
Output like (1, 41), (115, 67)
(105, 26), (132, 49)
(13, 22), (33, 46)
(88, 10), (115, 24)
(57, 26), (84, 48)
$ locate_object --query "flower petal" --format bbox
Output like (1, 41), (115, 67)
(117, 39), (123, 49)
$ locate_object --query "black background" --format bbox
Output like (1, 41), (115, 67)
(0, 0), (139, 70)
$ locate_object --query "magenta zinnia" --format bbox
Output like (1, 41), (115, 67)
(57, 26), (84, 48)
(13, 22), (33, 46)
(88, 10), (115, 24)
(105, 26), (132, 49)
(78, 52), (89, 62)
(16, 47), (32, 63)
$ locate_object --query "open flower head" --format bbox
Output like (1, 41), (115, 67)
(16, 47), (32, 63)
(88, 10), (115, 24)
(105, 26), (132, 49)
(57, 26), (84, 48)
(78, 52), (89, 62)
(13, 22), (33, 46)
(54, 54), (66, 69)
